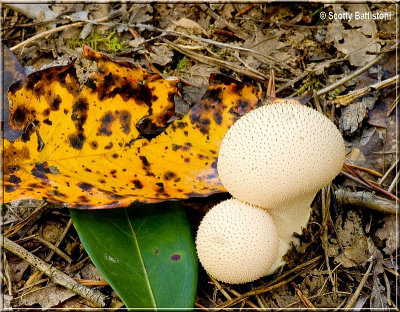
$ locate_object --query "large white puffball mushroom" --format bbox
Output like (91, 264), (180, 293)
(217, 103), (345, 244)
(196, 199), (279, 284)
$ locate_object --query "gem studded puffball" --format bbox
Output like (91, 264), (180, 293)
(196, 103), (345, 284)
(196, 199), (279, 284)
(217, 103), (345, 243)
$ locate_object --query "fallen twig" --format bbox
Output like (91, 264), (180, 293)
(320, 186), (334, 287)
(235, 4), (256, 17)
(2, 253), (13, 296)
(341, 170), (375, 189)
(210, 275), (259, 309)
(387, 94), (398, 116)
(227, 287), (259, 310)
(342, 163), (398, 201)
(163, 39), (268, 81)
(387, 170), (399, 194)
(26, 219), (73, 286)
(75, 279), (109, 286)
(316, 44), (397, 96)
(345, 163), (383, 178)
(344, 260), (374, 309)
(4, 202), (48, 237)
(216, 256), (322, 309)
(1, 234), (107, 307)
(33, 235), (72, 263)
(276, 72), (308, 94)
(209, 275), (232, 301)
(197, 3), (250, 40)
(195, 302), (210, 311)
(285, 291), (351, 308)
(292, 281), (316, 309)
(332, 75), (398, 107)
(90, 21), (296, 74)
(335, 189), (397, 214)
(10, 10), (121, 52)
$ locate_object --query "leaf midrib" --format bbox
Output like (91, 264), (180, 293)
(123, 208), (157, 308)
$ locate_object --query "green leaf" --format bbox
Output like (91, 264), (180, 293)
(70, 202), (198, 310)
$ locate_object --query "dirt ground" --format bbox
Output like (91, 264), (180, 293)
(1, 3), (398, 310)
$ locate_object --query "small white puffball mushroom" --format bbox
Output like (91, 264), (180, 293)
(196, 198), (279, 284)
(217, 103), (345, 244)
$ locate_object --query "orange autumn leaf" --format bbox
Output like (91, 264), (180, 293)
(3, 46), (265, 209)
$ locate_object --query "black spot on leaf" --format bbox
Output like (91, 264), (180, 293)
(31, 163), (49, 180)
(43, 119), (52, 125)
(5, 185), (15, 193)
(90, 141), (98, 149)
(98, 112), (114, 136)
(50, 95), (62, 111)
(163, 171), (177, 180)
(77, 182), (93, 192)
(139, 156), (150, 167)
(118, 110), (131, 134)
(11, 107), (27, 127)
(69, 133), (86, 150)
(132, 180), (143, 189)
(104, 142), (113, 150)
(9, 175), (21, 185)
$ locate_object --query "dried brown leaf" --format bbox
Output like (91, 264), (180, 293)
(169, 18), (208, 36)
(375, 216), (399, 256)
(13, 285), (75, 308)
(335, 236), (373, 268)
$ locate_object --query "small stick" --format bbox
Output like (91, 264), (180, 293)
(216, 256), (322, 309)
(383, 265), (399, 277)
(387, 170), (399, 194)
(320, 186), (334, 286)
(127, 22), (296, 73)
(1, 235), (107, 307)
(342, 164), (398, 201)
(18, 278), (48, 293)
(33, 235), (72, 263)
(197, 4), (250, 40)
(194, 302), (210, 311)
(235, 4), (256, 17)
(216, 274), (298, 309)
(344, 261), (373, 309)
(227, 287), (259, 309)
(387, 94), (398, 116)
(292, 282), (316, 309)
(267, 69), (276, 97)
(164, 39), (267, 81)
(335, 189), (397, 214)
(268, 255), (323, 286)
(1, 252), (13, 296)
(341, 170), (373, 189)
(4, 202), (47, 237)
(332, 75), (398, 107)
(313, 90), (323, 114)
(75, 279), (109, 286)
(254, 294), (266, 309)
(316, 45), (396, 96)
(10, 10), (120, 52)
(345, 163), (383, 178)
(383, 272), (393, 307)
(276, 72), (308, 93)
(5, 205), (23, 221)
(26, 219), (73, 286)
(285, 291), (351, 308)
(209, 275), (232, 300)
